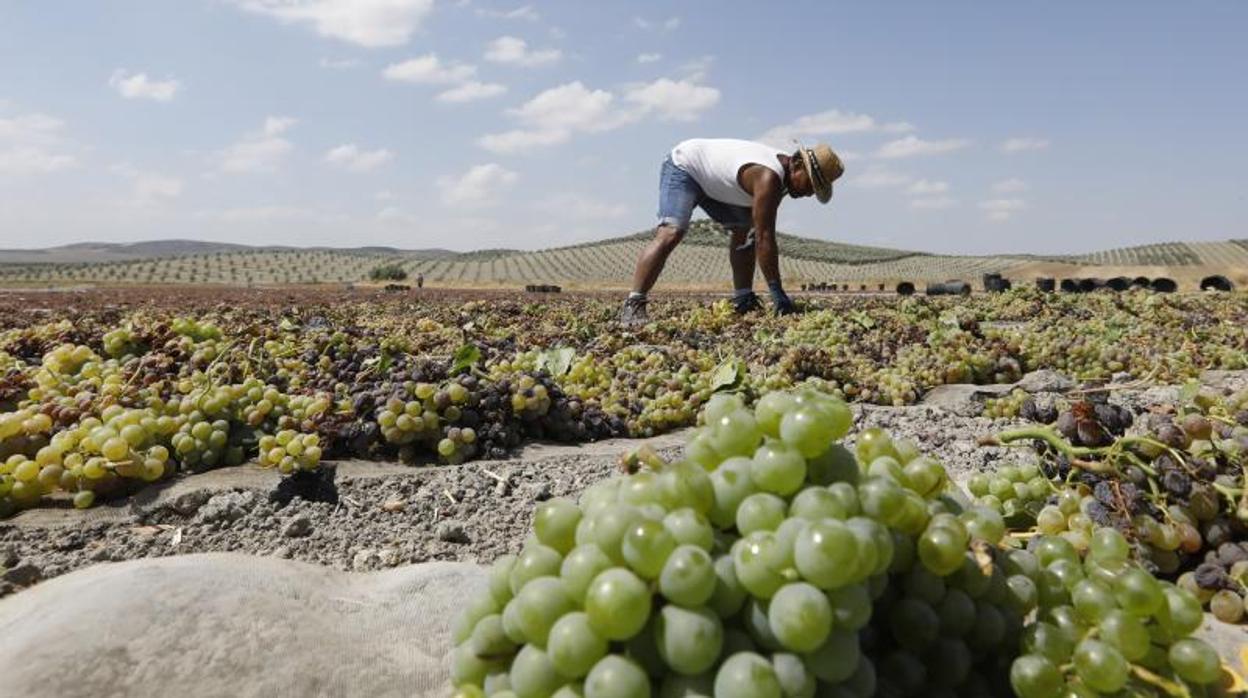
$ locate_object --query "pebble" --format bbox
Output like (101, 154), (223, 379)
(436, 520), (471, 544)
(282, 515), (313, 538)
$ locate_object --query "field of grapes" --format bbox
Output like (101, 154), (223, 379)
(2, 285), (1248, 696)
(5, 224), (1248, 290)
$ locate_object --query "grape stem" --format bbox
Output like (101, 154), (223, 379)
(1130, 664), (1191, 697)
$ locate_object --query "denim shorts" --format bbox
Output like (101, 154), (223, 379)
(656, 155), (753, 232)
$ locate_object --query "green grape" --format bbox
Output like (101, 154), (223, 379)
(514, 576), (573, 647)
(654, 605), (723, 675)
(754, 392), (796, 438)
(709, 554), (747, 618)
(509, 644), (563, 698)
(805, 629), (860, 683)
(659, 545), (717, 607)
(767, 582), (832, 652)
(452, 643), (502, 687)
(732, 532), (787, 598)
(858, 478), (906, 528)
(1208, 589), (1244, 623)
(511, 544), (564, 594)
(704, 393), (745, 425)
(1022, 621), (1074, 663)
(1113, 568), (1163, 617)
(470, 614), (517, 658)
(713, 652), (782, 698)
(535, 498), (582, 555)
(585, 568), (651, 640)
(561, 546), (613, 603)
(1072, 639), (1129, 693)
(1088, 527), (1129, 563)
(1098, 610), (1149, 661)
(793, 518), (858, 590)
(901, 457), (946, 497)
(663, 509), (714, 550)
(584, 655), (651, 698)
(827, 583), (872, 631)
(917, 526), (964, 576)
(806, 445), (859, 486)
(936, 588), (976, 637)
(961, 506), (1004, 544)
(788, 487), (846, 521)
(1005, 574), (1038, 614)
(622, 519), (676, 579)
(750, 440), (807, 496)
(1071, 579), (1116, 623)
(1157, 586), (1204, 636)
(770, 653), (814, 698)
(888, 598), (938, 652)
(548, 612), (607, 679)
(711, 410), (762, 458)
(735, 493), (787, 534)
(708, 457), (757, 529)
(587, 504), (643, 565)
(1168, 638), (1222, 685)
(1009, 654), (1062, 698)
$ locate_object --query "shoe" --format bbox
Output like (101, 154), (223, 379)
(733, 292), (764, 315)
(618, 296), (649, 326)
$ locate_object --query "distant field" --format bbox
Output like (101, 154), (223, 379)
(2, 222), (1245, 289)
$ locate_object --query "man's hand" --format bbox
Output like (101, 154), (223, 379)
(773, 292), (797, 316)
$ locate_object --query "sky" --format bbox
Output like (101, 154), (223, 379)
(0, 1), (1245, 255)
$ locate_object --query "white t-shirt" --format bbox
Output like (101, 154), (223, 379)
(670, 138), (787, 208)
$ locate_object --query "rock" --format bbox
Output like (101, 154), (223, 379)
(1015, 370), (1075, 394)
(381, 499), (406, 513)
(436, 520), (470, 544)
(0, 554), (486, 697)
(0, 546), (18, 568)
(1111, 372), (1133, 384)
(352, 549), (377, 571)
(378, 548), (400, 567)
(3, 562), (42, 587)
(529, 482), (552, 501)
(920, 384), (1011, 416)
(196, 491), (258, 525)
(281, 515), (313, 538)
(164, 490), (212, 517)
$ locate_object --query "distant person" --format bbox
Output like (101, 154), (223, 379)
(618, 138), (844, 325)
(416, 272), (424, 289)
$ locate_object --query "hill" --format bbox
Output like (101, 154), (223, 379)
(1, 223), (1245, 289)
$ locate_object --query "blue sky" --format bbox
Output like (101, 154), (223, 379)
(0, 1), (1244, 254)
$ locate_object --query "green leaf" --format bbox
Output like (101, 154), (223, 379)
(850, 311), (875, 330)
(539, 347), (576, 377)
(451, 343), (482, 375)
(279, 318), (299, 332)
(710, 358), (745, 393)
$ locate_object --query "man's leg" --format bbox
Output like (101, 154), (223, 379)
(630, 224), (684, 295)
(728, 226), (756, 292)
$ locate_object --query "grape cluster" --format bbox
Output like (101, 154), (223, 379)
(450, 390), (1040, 698)
(982, 388), (1031, 419)
(257, 430), (322, 473)
(967, 460), (1052, 521)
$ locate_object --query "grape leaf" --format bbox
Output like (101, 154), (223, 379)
(710, 358), (745, 392)
(538, 347), (576, 377)
(452, 343), (482, 374)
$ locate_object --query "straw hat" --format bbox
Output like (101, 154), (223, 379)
(797, 142), (844, 204)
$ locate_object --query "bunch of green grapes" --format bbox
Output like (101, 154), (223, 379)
(102, 327), (141, 359)
(169, 415), (236, 472)
(257, 430), (322, 473)
(1010, 528), (1222, 697)
(983, 388), (1030, 419)
(966, 461), (1052, 521)
(448, 389), (1036, 698)
(510, 375), (552, 418)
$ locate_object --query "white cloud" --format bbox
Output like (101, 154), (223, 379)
(623, 78), (719, 122)
(109, 70), (181, 102)
(216, 205), (338, 223)
(230, 0), (434, 48)
(992, 178), (1028, 193)
(475, 4), (538, 21)
(438, 162), (518, 206)
(382, 54), (477, 83)
(876, 135), (969, 159)
(633, 16), (680, 31)
(636, 52), (662, 64)
(909, 196), (957, 210)
(0, 111), (78, 175)
(319, 57), (362, 69)
(999, 137), (1049, 153)
(217, 117), (296, 173)
(906, 179), (949, 195)
(533, 193), (628, 221)
(979, 198), (1027, 221)
(436, 81), (508, 103)
(484, 36), (561, 67)
(758, 109), (911, 148)
(325, 143), (394, 172)
(478, 78), (718, 154)
(675, 55), (715, 82)
(847, 166), (911, 189)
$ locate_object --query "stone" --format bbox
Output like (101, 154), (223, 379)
(1015, 370), (1076, 394)
(2, 562), (42, 587)
(281, 514), (312, 538)
(196, 491), (258, 525)
(165, 490), (212, 517)
(436, 520), (470, 544)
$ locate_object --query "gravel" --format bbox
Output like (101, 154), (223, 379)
(2, 372), (1244, 599)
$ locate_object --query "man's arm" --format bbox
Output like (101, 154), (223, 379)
(741, 166), (795, 313)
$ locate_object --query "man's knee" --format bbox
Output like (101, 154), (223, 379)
(655, 224), (684, 252)
(729, 227), (755, 251)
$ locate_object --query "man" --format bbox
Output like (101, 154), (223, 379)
(619, 138), (844, 324)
